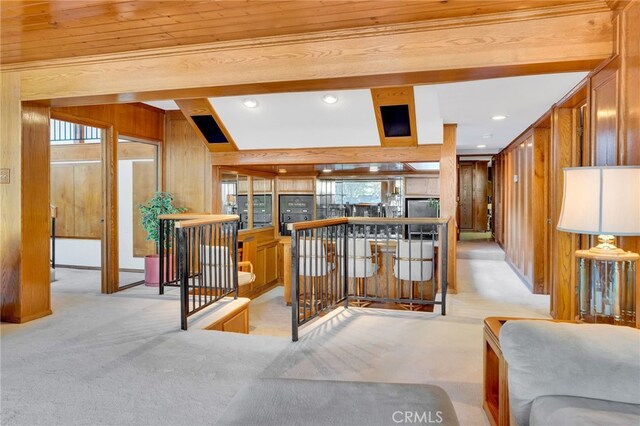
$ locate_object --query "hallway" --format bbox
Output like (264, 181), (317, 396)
(1, 243), (548, 426)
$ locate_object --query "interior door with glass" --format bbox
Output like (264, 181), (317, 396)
(117, 137), (159, 288)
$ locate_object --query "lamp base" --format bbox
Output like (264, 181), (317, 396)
(582, 235), (635, 259)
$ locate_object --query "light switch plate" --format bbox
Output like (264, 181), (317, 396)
(0, 168), (9, 184)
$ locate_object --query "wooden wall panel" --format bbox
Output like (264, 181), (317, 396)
(495, 130), (548, 293)
(50, 164), (75, 237)
(533, 128), (550, 294)
(164, 111), (211, 213)
(132, 161), (157, 257)
(74, 164), (102, 238)
(590, 59), (619, 166)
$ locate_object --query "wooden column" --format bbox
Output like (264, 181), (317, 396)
(549, 107), (578, 320)
(0, 80), (52, 322)
(618, 0), (640, 328)
(441, 124), (457, 293)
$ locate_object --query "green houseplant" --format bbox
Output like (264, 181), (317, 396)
(138, 192), (187, 286)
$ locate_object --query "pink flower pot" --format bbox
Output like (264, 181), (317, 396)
(144, 255), (160, 287)
(144, 254), (174, 287)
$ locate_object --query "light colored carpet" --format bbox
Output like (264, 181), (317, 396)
(1, 257), (549, 425)
(457, 241), (506, 261)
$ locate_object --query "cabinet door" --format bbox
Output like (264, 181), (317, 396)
(405, 176), (440, 197)
(265, 244), (278, 283)
(278, 178), (314, 193)
(255, 247), (266, 287)
(425, 177), (440, 196)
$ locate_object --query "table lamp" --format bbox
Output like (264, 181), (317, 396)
(557, 166), (640, 326)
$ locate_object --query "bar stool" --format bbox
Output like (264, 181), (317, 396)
(393, 240), (434, 310)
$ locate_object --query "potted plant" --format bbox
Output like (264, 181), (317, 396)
(138, 192), (187, 286)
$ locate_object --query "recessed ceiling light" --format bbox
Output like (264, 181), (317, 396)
(369, 166), (379, 172)
(491, 115), (507, 120)
(322, 94), (339, 104)
(477, 144), (487, 148)
(482, 133), (493, 139)
(322, 168), (332, 173)
(242, 98), (258, 108)
(278, 168), (287, 173)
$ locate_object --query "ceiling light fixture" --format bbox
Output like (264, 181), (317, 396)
(477, 144), (487, 148)
(278, 168), (287, 174)
(322, 94), (339, 104)
(242, 98), (258, 108)
(369, 166), (379, 172)
(322, 168), (332, 173)
(482, 133), (493, 139)
(491, 115), (507, 120)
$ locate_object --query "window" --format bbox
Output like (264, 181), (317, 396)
(50, 119), (101, 145)
(337, 181), (382, 204)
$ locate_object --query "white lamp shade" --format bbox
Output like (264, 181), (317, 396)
(557, 166), (640, 236)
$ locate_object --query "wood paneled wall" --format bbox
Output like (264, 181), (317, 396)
(495, 128), (549, 293)
(164, 111), (212, 213)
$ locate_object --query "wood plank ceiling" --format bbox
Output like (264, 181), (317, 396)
(0, 0), (606, 65)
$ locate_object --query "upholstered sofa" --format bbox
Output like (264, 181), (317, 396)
(500, 321), (640, 426)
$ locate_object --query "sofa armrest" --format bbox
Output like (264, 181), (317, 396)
(500, 321), (640, 426)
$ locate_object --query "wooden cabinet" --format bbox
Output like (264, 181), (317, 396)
(277, 177), (315, 193)
(404, 176), (439, 197)
(253, 178), (272, 194)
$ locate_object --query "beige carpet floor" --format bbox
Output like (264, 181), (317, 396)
(1, 244), (549, 425)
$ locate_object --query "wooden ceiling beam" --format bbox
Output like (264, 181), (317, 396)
(210, 145), (442, 167)
(12, 8), (613, 104)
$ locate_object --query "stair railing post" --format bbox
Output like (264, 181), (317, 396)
(291, 228), (299, 342)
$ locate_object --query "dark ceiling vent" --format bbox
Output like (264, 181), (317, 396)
(191, 115), (228, 144)
(380, 104), (411, 137)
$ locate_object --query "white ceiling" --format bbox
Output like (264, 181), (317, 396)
(429, 72), (587, 154)
(144, 71), (587, 154)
